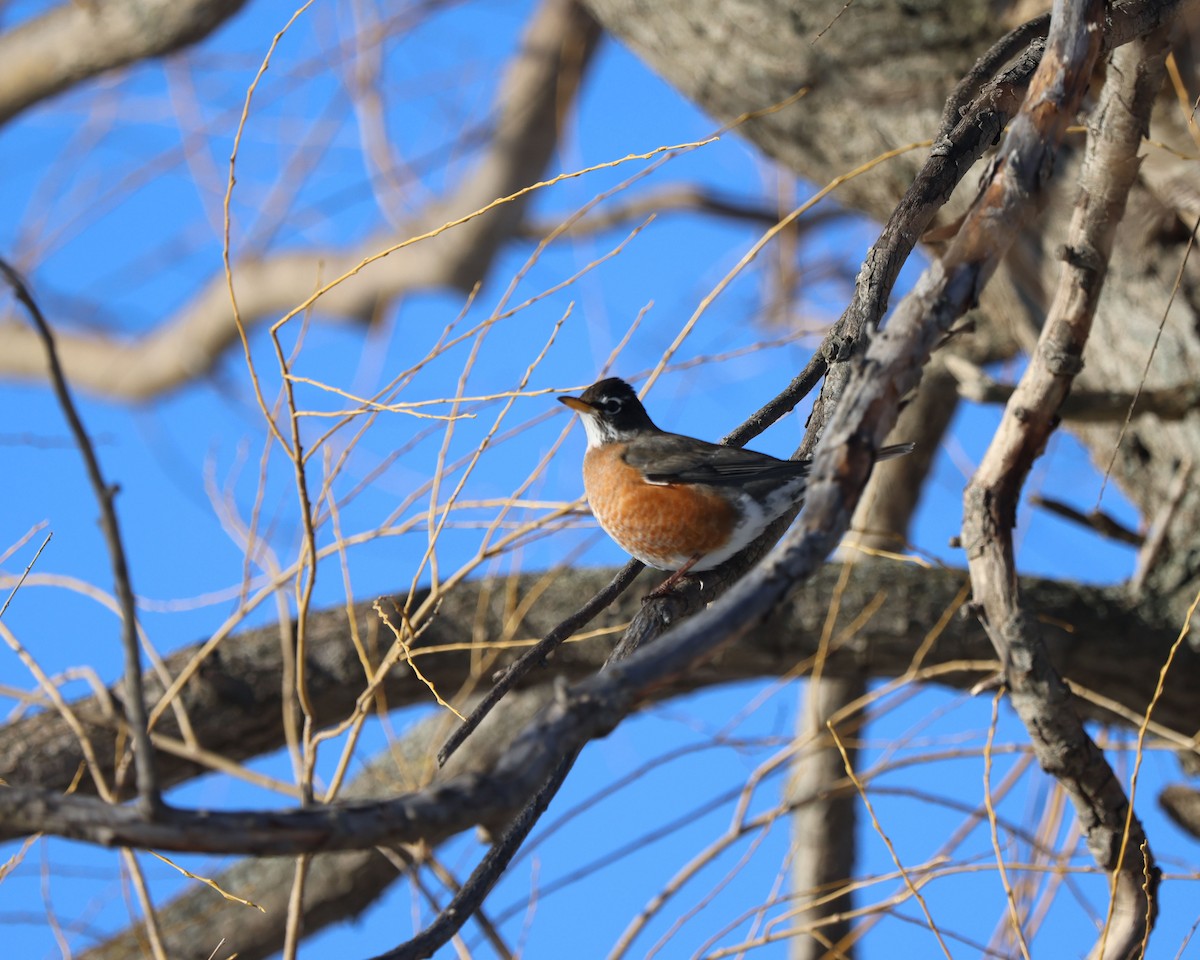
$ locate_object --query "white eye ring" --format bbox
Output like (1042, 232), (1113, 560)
(601, 398), (622, 414)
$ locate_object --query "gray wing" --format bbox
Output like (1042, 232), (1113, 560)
(625, 433), (809, 487)
(625, 437), (914, 487)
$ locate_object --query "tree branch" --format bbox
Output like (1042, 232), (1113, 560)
(0, 0), (248, 126)
(4, 556), (1196, 851)
(0, 259), (159, 813)
(961, 13), (1169, 958)
(516, 184), (833, 237)
(943, 353), (1200, 421)
(5, 562), (1195, 804)
(78, 686), (561, 960)
(1028, 494), (1144, 547)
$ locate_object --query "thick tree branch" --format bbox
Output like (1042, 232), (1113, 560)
(3, 559), (1196, 845)
(0, 0), (248, 126)
(5, 563), (1194, 803)
(961, 16), (1169, 959)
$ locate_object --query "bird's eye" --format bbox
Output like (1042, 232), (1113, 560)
(601, 397), (623, 414)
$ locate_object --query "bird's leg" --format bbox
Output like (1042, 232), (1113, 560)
(644, 555), (700, 600)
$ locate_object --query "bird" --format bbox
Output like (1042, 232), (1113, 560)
(559, 377), (913, 595)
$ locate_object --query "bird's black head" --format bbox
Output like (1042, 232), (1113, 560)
(559, 377), (656, 444)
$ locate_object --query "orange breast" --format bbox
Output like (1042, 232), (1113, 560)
(583, 444), (736, 570)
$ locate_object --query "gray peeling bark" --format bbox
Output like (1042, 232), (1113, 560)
(581, 0), (1200, 615)
(963, 20), (1171, 960)
(579, 0), (1184, 238)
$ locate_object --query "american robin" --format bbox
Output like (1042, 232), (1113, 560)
(559, 377), (913, 594)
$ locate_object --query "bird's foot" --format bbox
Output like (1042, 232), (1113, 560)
(642, 556), (700, 601)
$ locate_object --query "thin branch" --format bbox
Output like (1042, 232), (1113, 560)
(437, 562), (642, 765)
(516, 185), (843, 237)
(1130, 458), (1192, 597)
(0, 0), (603, 399)
(1027, 495), (1143, 547)
(943, 353), (1200, 421)
(0, 532), (53, 621)
(373, 751), (577, 960)
(0, 259), (160, 814)
(1096, 211), (1200, 507)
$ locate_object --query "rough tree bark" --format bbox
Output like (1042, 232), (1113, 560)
(0, 0), (249, 125)
(2, 0), (1199, 956)
(581, 0), (1200, 615)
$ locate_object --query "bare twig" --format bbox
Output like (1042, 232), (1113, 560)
(516, 184), (839, 237)
(373, 750), (577, 960)
(437, 562), (642, 765)
(0, 532), (53, 621)
(1028, 495), (1144, 547)
(1097, 211), (1200, 505)
(943, 353), (1200, 421)
(0, 259), (160, 814)
(1130, 458), (1192, 596)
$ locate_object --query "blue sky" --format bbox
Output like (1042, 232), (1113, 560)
(2, 1), (1194, 958)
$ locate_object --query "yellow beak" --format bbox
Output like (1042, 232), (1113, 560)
(559, 395), (595, 414)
